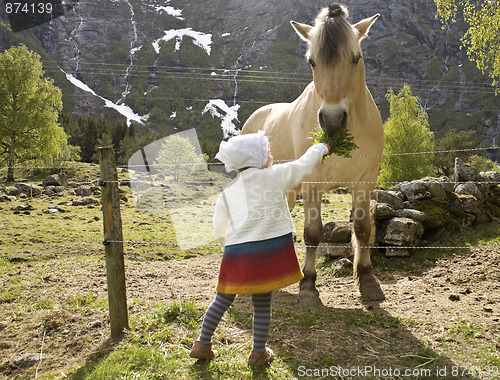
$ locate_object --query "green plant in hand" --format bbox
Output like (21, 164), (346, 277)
(310, 129), (359, 158)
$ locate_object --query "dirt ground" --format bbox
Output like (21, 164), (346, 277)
(0, 241), (499, 378)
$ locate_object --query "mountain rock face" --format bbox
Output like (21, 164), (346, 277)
(1, 0), (499, 157)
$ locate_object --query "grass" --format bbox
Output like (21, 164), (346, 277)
(67, 300), (451, 380)
(1, 166), (500, 379)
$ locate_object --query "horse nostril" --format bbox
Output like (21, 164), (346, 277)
(318, 110), (326, 130)
(341, 111), (348, 130)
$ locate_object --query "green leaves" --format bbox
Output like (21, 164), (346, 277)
(309, 129), (359, 159)
(378, 84), (435, 185)
(0, 45), (66, 180)
(434, 0), (500, 92)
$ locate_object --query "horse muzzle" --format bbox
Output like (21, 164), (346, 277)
(318, 106), (348, 136)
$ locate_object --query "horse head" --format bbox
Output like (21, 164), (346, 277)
(291, 4), (379, 137)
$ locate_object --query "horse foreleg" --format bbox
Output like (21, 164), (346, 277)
(299, 189), (324, 308)
(351, 187), (385, 301)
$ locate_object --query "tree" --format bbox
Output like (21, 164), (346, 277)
(434, 0), (500, 91)
(0, 45), (66, 181)
(378, 85), (435, 186)
(433, 129), (484, 176)
(155, 135), (205, 182)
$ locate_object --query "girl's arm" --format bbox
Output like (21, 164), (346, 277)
(271, 143), (329, 190)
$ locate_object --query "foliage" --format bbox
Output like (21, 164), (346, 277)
(433, 129), (486, 176)
(309, 129), (359, 158)
(155, 134), (206, 181)
(0, 45), (67, 181)
(61, 113), (129, 163)
(378, 84), (435, 186)
(434, 0), (500, 92)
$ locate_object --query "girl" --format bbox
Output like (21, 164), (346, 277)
(190, 131), (329, 366)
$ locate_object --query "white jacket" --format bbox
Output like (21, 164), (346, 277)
(213, 143), (328, 247)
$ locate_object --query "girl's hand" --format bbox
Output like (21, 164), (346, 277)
(322, 143), (330, 155)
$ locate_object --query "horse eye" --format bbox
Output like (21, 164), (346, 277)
(308, 58), (316, 68)
(353, 54), (362, 65)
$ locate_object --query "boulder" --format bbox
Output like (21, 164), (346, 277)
(42, 174), (68, 187)
(395, 208), (426, 222)
(371, 189), (404, 209)
(400, 181), (431, 201)
(14, 183), (43, 197)
(71, 197), (98, 206)
(379, 217), (424, 246)
(75, 186), (92, 197)
(323, 221), (352, 243)
(454, 157), (480, 183)
(454, 182), (482, 199)
(375, 203), (397, 219)
(423, 179), (449, 199)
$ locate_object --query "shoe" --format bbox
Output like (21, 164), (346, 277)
(189, 340), (217, 360)
(248, 347), (274, 366)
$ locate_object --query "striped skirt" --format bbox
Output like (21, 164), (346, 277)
(216, 233), (304, 295)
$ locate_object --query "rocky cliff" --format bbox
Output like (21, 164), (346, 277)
(1, 0), (499, 158)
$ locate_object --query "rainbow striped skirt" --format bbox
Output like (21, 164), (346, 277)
(216, 233), (304, 295)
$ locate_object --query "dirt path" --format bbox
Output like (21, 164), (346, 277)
(1, 244), (499, 378)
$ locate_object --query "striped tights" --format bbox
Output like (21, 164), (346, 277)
(198, 292), (272, 353)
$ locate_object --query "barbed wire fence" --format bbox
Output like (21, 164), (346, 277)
(1, 144), (499, 253)
(1, 144), (499, 336)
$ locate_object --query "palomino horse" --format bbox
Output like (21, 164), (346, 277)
(242, 4), (385, 306)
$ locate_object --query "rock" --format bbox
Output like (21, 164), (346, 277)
(4, 186), (20, 196)
(480, 171), (500, 183)
(13, 353), (49, 368)
(395, 208), (426, 222)
(75, 186), (92, 196)
(400, 181), (431, 201)
(323, 221), (352, 243)
(87, 320), (103, 329)
(423, 179), (449, 199)
(0, 194), (14, 202)
(371, 189), (404, 209)
(375, 203), (397, 219)
(42, 174), (68, 187)
(411, 198), (450, 229)
(454, 182), (482, 199)
(14, 183), (43, 197)
(330, 258), (353, 275)
(16, 204), (35, 212)
(71, 197), (98, 206)
(454, 157), (480, 183)
(380, 217), (424, 246)
(452, 194), (481, 214)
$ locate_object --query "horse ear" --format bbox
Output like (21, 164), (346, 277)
(353, 14), (380, 40)
(291, 21), (312, 41)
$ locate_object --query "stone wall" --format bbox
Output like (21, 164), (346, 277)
(320, 158), (500, 257)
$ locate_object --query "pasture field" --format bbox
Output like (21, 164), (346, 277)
(0, 165), (499, 379)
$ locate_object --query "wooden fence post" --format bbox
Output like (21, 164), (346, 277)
(98, 146), (129, 338)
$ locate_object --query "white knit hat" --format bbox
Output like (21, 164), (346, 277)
(215, 131), (270, 173)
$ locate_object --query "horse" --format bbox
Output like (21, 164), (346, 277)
(241, 4), (385, 307)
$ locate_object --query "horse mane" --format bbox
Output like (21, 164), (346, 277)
(308, 4), (361, 66)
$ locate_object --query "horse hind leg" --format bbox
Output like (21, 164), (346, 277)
(298, 190), (324, 308)
(352, 188), (385, 301)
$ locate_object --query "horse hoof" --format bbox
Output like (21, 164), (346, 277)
(298, 292), (324, 309)
(359, 282), (385, 301)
